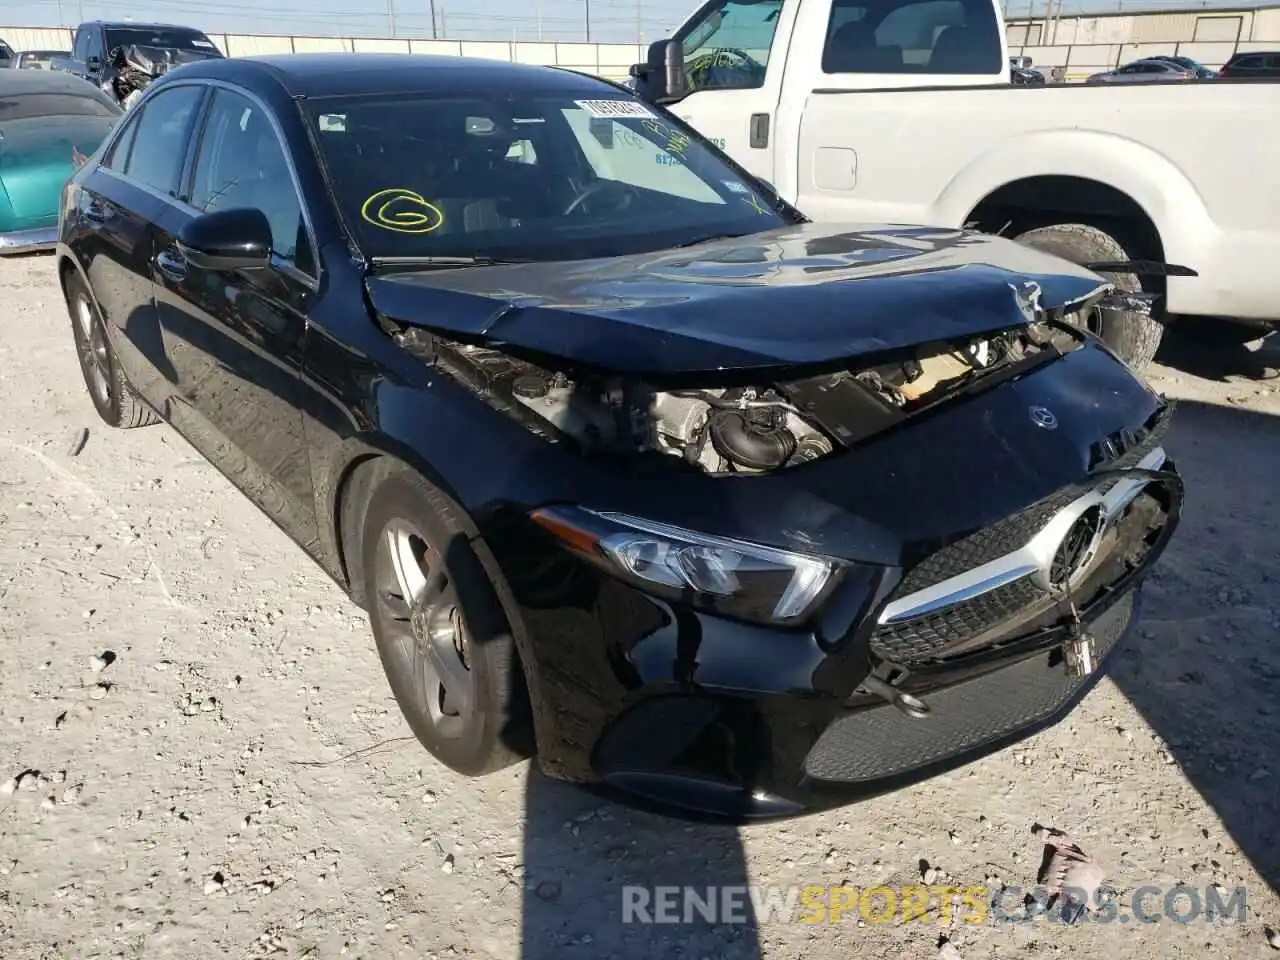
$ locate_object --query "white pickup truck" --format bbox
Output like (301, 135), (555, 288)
(628, 0), (1280, 369)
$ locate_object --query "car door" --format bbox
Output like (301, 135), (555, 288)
(75, 83), (205, 407)
(150, 84), (321, 553)
(83, 26), (106, 87)
(664, 0), (788, 183)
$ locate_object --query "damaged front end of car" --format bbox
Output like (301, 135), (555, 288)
(376, 265), (1147, 482)
(360, 233), (1185, 816)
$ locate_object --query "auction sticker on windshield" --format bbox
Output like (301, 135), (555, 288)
(575, 99), (656, 119)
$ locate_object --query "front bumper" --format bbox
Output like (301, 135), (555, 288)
(0, 226), (58, 255)
(490, 441), (1180, 820)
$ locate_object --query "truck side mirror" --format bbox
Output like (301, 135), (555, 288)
(631, 39), (689, 103)
(86, 55), (101, 71)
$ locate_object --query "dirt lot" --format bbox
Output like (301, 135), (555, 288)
(1, 252), (1278, 960)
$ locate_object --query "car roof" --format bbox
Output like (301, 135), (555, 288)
(0, 69), (111, 96)
(86, 21), (210, 32)
(168, 52), (625, 100)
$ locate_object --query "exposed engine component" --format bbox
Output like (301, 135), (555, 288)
(102, 44), (217, 107)
(396, 319), (1083, 476)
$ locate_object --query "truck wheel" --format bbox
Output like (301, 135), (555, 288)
(1015, 223), (1164, 372)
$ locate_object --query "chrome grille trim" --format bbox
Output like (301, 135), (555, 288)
(879, 446), (1166, 626)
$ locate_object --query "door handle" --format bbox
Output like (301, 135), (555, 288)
(154, 248), (188, 282)
(749, 113), (770, 149)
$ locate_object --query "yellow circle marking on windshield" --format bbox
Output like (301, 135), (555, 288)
(361, 188), (444, 234)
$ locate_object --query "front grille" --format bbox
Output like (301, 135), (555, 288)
(897, 415), (1167, 598)
(872, 418), (1168, 664)
(805, 593), (1134, 783)
(871, 576), (1044, 664)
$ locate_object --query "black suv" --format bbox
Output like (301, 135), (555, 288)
(1218, 51), (1280, 79)
(68, 20), (223, 107)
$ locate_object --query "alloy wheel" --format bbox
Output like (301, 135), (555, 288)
(374, 519), (475, 739)
(75, 294), (112, 408)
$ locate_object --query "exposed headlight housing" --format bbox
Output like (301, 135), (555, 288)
(530, 506), (841, 625)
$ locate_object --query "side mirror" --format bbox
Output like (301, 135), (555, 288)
(86, 55), (101, 70)
(757, 177), (778, 196)
(177, 208), (272, 272)
(632, 38), (688, 103)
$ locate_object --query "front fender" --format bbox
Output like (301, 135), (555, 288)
(932, 128), (1215, 276)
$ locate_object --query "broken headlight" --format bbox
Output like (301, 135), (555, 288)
(530, 506), (840, 624)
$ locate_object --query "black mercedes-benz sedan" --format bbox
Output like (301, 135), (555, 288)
(55, 53), (1183, 819)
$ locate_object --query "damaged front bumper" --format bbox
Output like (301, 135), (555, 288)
(474, 340), (1183, 819)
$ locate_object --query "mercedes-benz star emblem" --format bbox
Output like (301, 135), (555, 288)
(1049, 506), (1105, 589)
(1029, 405), (1058, 430)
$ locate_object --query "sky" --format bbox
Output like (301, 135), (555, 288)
(8, 0), (1275, 45)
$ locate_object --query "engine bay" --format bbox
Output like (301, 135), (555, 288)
(395, 320), (1084, 476)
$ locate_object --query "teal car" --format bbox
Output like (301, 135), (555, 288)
(0, 70), (121, 254)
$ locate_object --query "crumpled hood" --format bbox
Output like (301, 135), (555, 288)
(365, 223), (1112, 377)
(121, 44), (221, 75)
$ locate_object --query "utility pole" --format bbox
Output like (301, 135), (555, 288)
(585, 0), (591, 41)
(429, 0), (438, 37)
(387, 0), (397, 35)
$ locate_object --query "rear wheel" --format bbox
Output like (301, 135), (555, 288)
(64, 272), (159, 429)
(359, 465), (529, 776)
(1016, 222), (1165, 372)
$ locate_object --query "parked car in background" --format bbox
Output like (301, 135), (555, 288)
(1218, 51), (1280, 79)
(1011, 64), (1045, 85)
(1086, 59), (1197, 84)
(0, 70), (122, 254)
(66, 20), (223, 108)
(56, 53), (1184, 819)
(12, 50), (72, 71)
(1148, 54), (1216, 79)
(0, 38), (15, 68)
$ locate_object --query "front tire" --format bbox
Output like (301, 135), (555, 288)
(64, 273), (159, 429)
(359, 465), (529, 776)
(1016, 222), (1165, 372)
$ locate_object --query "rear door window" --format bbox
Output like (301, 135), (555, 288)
(121, 85), (204, 197)
(822, 0), (1003, 75)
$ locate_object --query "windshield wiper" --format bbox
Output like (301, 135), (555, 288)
(668, 232), (751, 249)
(369, 255), (533, 269)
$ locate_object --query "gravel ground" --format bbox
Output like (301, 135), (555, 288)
(1, 252), (1278, 960)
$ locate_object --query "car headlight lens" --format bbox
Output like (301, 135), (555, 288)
(529, 506), (840, 624)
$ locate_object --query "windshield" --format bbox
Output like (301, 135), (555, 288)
(104, 28), (221, 53)
(305, 91), (795, 262)
(0, 93), (118, 121)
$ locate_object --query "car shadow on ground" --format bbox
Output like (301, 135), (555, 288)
(1108, 396), (1280, 891)
(518, 770), (763, 958)
(1155, 327), (1279, 383)
(506, 395), (1280, 958)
